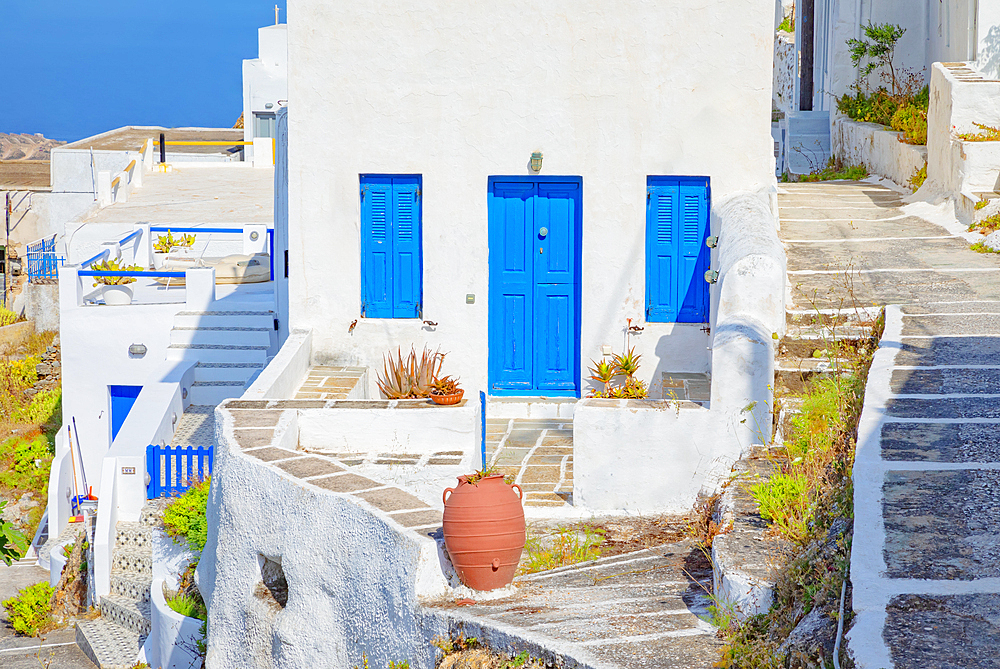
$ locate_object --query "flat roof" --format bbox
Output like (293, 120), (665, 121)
(0, 161), (51, 190)
(61, 127), (246, 155)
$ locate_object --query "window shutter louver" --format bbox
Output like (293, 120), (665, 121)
(392, 179), (422, 318)
(646, 183), (679, 322)
(360, 175), (423, 318)
(361, 179), (393, 317)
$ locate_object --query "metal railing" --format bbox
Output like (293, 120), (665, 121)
(26, 235), (60, 282)
(149, 226), (275, 281)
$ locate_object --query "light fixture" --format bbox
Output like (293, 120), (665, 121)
(250, 230), (260, 241)
(265, 102), (274, 109)
(706, 236), (719, 248)
(128, 343), (147, 357)
(704, 269), (719, 284)
(530, 152), (543, 172)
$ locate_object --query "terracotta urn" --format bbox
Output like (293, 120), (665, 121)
(442, 474), (525, 591)
(430, 389), (464, 405)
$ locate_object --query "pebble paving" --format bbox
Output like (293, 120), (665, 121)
(779, 182), (1000, 666)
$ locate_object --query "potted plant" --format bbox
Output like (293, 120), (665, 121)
(376, 346), (444, 398)
(91, 258), (142, 305)
(442, 466), (525, 591)
(153, 230), (196, 269)
(587, 346), (649, 398)
(430, 375), (463, 405)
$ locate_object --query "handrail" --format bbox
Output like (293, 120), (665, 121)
(118, 229), (141, 245)
(162, 141), (254, 146)
(78, 270), (185, 278)
(125, 159), (137, 173)
(80, 248), (110, 269)
(111, 176), (121, 189)
(149, 226), (258, 234)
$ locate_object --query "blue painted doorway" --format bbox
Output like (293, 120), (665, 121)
(488, 177), (582, 396)
(109, 385), (142, 442)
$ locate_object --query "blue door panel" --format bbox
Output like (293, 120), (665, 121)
(110, 385), (142, 442)
(534, 285), (575, 391)
(489, 177), (581, 396)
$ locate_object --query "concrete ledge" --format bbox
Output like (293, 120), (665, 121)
(242, 329), (312, 400)
(832, 114), (927, 189)
(0, 319), (34, 349)
(573, 398), (731, 514)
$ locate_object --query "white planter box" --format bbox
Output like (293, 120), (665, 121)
(831, 114), (927, 188)
(150, 577), (204, 669)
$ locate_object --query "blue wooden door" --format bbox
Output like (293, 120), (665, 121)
(109, 385), (142, 442)
(489, 177), (581, 396)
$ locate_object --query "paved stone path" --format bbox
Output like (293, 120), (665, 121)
(486, 419), (574, 509)
(779, 181), (1000, 667)
(429, 540), (722, 668)
(293, 366), (366, 400)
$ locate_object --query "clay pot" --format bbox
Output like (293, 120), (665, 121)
(442, 474), (525, 591)
(430, 389), (464, 405)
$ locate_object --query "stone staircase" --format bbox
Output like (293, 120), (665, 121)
(776, 311), (873, 397)
(166, 309), (275, 405)
(76, 503), (161, 669)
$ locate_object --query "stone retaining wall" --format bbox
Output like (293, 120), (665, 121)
(831, 114), (927, 189)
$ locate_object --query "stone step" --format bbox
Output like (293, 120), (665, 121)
(110, 547), (152, 578)
(100, 594), (151, 636)
(139, 498), (170, 527)
(778, 336), (865, 359)
(194, 361), (264, 383)
(76, 618), (142, 669)
(114, 521), (151, 552)
(169, 325), (273, 347)
(173, 309), (274, 329)
(190, 380), (247, 405)
(110, 572), (151, 604)
(166, 343), (269, 363)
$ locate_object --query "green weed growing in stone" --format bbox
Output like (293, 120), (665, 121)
(777, 15), (793, 32)
(975, 196), (991, 210)
(799, 159), (868, 182)
(908, 163), (927, 190)
(970, 212), (1000, 234)
(971, 241), (1000, 254)
(958, 122), (1000, 142)
(520, 525), (605, 574)
(2, 581), (54, 636)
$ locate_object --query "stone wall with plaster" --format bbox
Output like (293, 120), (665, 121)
(831, 114), (927, 188)
(773, 31), (796, 114)
(287, 0), (777, 397)
(198, 399), (452, 669)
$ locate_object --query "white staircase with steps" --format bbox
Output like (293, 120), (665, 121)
(77, 503), (162, 669)
(167, 309), (276, 405)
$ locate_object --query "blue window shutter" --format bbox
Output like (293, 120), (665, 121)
(361, 178), (393, 317)
(645, 183), (679, 322)
(677, 183), (709, 322)
(391, 178), (422, 318)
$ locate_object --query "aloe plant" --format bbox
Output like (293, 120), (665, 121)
(588, 346), (648, 399)
(90, 258), (143, 287)
(377, 346), (444, 399)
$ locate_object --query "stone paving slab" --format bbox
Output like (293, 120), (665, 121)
(884, 594), (1000, 669)
(881, 422), (1000, 462)
(902, 301), (1000, 314)
(486, 419), (574, 508)
(902, 313), (1000, 336)
(883, 469), (1000, 580)
(785, 237), (995, 272)
(890, 368), (1000, 394)
(884, 396), (1000, 419)
(781, 215), (951, 240)
(790, 271), (1000, 310)
(894, 337), (1000, 366)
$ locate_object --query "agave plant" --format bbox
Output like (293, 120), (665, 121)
(376, 346), (445, 399)
(588, 346), (648, 398)
(430, 375), (461, 396)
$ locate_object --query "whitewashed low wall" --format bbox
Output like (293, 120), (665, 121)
(711, 193), (785, 450)
(954, 141), (1000, 193)
(573, 399), (731, 514)
(151, 577), (204, 669)
(298, 400), (479, 462)
(772, 31), (795, 114)
(242, 329), (313, 400)
(831, 114), (927, 188)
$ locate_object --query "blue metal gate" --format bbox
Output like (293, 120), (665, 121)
(26, 235), (59, 282)
(145, 444), (213, 498)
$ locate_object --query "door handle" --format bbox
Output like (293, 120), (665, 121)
(538, 227), (548, 238)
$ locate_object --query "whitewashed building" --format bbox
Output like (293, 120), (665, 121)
(242, 23), (288, 144)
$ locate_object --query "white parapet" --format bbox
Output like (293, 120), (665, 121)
(243, 224), (269, 255)
(185, 267), (216, 310)
(97, 171), (112, 207)
(252, 137), (273, 167)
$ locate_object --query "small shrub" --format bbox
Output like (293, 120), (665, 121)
(970, 212), (1000, 234)
(0, 306), (19, 327)
(0, 434), (53, 496)
(800, 159), (868, 182)
(12, 389), (62, 425)
(958, 122), (1000, 142)
(162, 478), (210, 552)
(0, 501), (28, 565)
(166, 593), (207, 621)
(909, 163), (927, 190)
(975, 197), (991, 210)
(971, 241), (1000, 254)
(847, 22), (907, 95)
(777, 16), (793, 32)
(891, 104), (927, 144)
(2, 581), (54, 636)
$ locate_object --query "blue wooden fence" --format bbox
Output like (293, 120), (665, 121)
(145, 444), (213, 498)
(26, 235), (59, 282)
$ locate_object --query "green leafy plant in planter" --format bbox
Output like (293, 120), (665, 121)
(154, 230), (196, 253)
(376, 346), (444, 399)
(90, 258), (142, 287)
(588, 347), (648, 399)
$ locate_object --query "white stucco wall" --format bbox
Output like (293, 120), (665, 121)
(832, 114), (928, 187)
(573, 400), (732, 514)
(976, 3), (1000, 79)
(242, 25), (288, 144)
(927, 62), (1000, 198)
(774, 31), (796, 114)
(287, 0), (776, 399)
